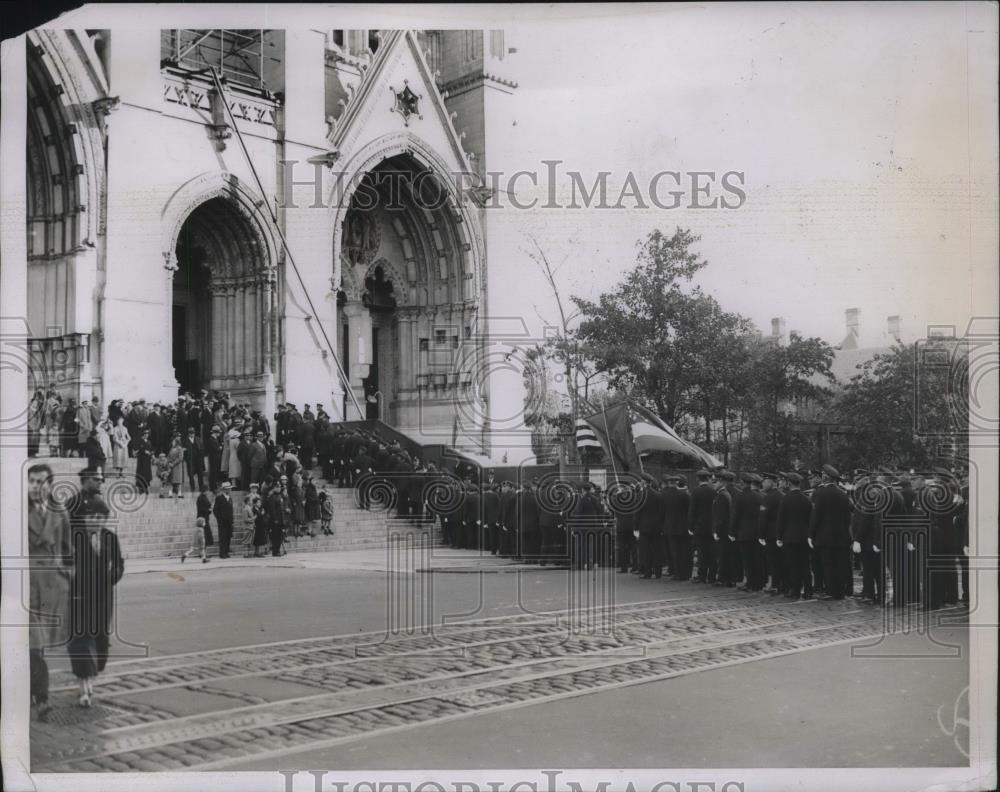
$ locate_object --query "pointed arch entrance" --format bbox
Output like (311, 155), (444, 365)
(334, 141), (485, 434)
(170, 195), (277, 403)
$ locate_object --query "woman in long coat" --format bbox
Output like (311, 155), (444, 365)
(227, 428), (242, 487)
(133, 428), (154, 494)
(167, 436), (186, 498)
(68, 496), (124, 707)
(110, 417), (130, 477)
(96, 419), (113, 462)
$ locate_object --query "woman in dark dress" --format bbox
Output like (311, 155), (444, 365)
(304, 475), (320, 538)
(133, 429), (154, 494)
(68, 496), (124, 707)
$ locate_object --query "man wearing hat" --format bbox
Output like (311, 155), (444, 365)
(632, 473), (662, 578)
(689, 469), (717, 583)
(760, 473), (785, 594)
(777, 472), (813, 599)
(612, 479), (638, 574)
(663, 474), (693, 582)
(733, 473), (764, 591)
(809, 464), (853, 599)
(213, 481), (235, 559)
(519, 479), (541, 562)
(712, 471), (738, 586)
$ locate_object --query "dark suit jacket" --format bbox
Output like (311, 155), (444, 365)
(777, 489), (812, 544)
(664, 487), (691, 536)
(688, 483), (716, 537)
(809, 483), (853, 547)
(213, 493), (235, 528)
(636, 487), (663, 535)
(762, 489), (783, 542)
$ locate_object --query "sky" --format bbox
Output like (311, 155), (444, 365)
(482, 2), (998, 350)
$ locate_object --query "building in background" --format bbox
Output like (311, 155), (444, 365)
(24, 28), (518, 454)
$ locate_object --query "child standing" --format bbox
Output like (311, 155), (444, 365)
(181, 517), (210, 563)
(155, 453), (170, 497)
(319, 487), (334, 535)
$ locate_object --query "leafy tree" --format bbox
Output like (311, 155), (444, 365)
(573, 228), (752, 429)
(736, 333), (836, 470)
(831, 339), (968, 469)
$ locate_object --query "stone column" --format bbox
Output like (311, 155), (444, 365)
(262, 270), (274, 375)
(210, 284), (224, 383)
(342, 299), (370, 420)
(236, 282), (247, 378)
(163, 252), (179, 391)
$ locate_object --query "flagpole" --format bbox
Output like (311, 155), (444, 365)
(602, 405), (619, 486)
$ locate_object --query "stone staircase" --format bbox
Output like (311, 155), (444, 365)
(36, 456), (443, 560)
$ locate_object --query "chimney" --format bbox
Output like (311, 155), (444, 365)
(845, 308), (860, 336)
(771, 317), (787, 346)
(887, 315), (901, 342)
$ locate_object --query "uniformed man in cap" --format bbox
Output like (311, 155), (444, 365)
(636, 472), (663, 578)
(760, 473), (784, 594)
(663, 474), (693, 581)
(519, 478), (541, 562)
(689, 469), (717, 583)
(809, 464), (853, 599)
(852, 471), (888, 605)
(777, 472), (813, 599)
(612, 478), (638, 573)
(733, 473), (764, 591)
(712, 471), (738, 586)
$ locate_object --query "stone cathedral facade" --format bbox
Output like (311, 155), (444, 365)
(24, 28), (517, 451)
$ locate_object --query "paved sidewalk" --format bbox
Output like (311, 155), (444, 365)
(124, 547), (564, 575)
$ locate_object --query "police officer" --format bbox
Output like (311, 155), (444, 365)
(761, 473), (784, 594)
(777, 472), (813, 599)
(688, 469), (716, 583)
(713, 471), (738, 586)
(636, 473), (663, 579)
(809, 464), (853, 600)
(664, 474), (693, 581)
(734, 473), (764, 592)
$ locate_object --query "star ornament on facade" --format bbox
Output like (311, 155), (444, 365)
(390, 81), (422, 127)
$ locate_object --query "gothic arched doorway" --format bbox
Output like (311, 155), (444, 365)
(171, 196), (275, 402)
(335, 147), (484, 436)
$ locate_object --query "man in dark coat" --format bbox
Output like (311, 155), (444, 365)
(663, 474), (693, 581)
(613, 481), (638, 573)
(213, 481), (235, 559)
(778, 472), (814, 599)
(636, 473), (663, 579)
(851, 474), (887, 605)
(196, 483), (215, 546)
(809, 464), (854, 599)
(537, 480), (565, 565)
(462, 483), (482, 550)
(760, 473), (785, 593)
(688, 470), (716, 582)
(732, 473), (764, 591)
(482, 482), (502, 554)
(926, 468), (962, 610)
(519, 481), (541, 561)
(28, 463), (74, 721)
(266, 477), (291, 556)
(499, 480), (518, 558)
(184, 427), (206, 493)
(206, 426), (223, 490)
(712, 471), (738, 586)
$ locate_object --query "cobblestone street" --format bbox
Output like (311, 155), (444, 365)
(30, 556), (970, 770)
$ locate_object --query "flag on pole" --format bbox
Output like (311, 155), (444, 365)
(582, 401), (722, 471)
(576, 418), (602, 450)
(583, 402), (642, 473)
(629, 403), (723, 468)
